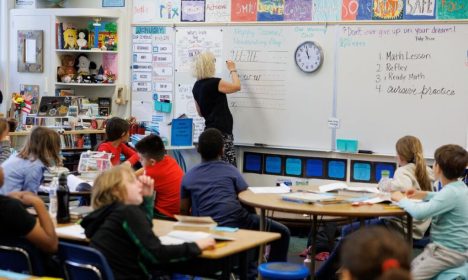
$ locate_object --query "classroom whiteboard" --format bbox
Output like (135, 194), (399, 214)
(173, 25), (335, 150)
(132, 23), (468, 155)
(336, 24), (468, 157)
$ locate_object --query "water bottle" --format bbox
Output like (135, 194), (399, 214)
(48, 177), (59, 218)
(378, 170), (391, 192)
(56, 173), (70, 224)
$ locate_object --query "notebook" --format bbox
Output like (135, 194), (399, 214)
(282, 192), (339, 204)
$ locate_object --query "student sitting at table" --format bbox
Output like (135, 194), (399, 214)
(0, 166), (58, 254)
(180, 128), (290, 263)
(81, 165), (215, 280)
(97, 117), (139, 167)
(392, 144), (468, 280)
(135, 134), (184, 220)
(340, 227), (411, 280)
(316, 135), (434, 279)
(0, 126), (62, 194)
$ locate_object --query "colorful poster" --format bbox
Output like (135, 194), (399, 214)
(356, 0), (373, 19)
(175, 27), (223, 73)
(372, 0), (405, 19)
(284, 0), (312, 21)
(437, 0), (468, 19)
(404, 0), (436, 19)
(181, 0), (205, 22)
(157, 0), (181, 22)
(133, 0), (157, 22)
(312, 0), (342, 21)
(257, 0), (285, 21)
(206, 0), (231, 22)
(231, 0), (257, 21)
(342, 0), (358, 20)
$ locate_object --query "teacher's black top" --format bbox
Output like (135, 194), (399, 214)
(193, 77), (233, 135)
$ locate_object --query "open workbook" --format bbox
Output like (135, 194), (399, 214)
(319, 182), (380, 194)
(160, 230), (236, 245)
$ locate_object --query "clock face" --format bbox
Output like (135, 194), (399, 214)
(294, 41), (323, 73)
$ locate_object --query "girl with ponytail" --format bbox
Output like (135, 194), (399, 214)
(340, 227), (412, 280)
(379, 135), (434, 240)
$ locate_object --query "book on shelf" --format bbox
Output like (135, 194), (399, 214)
(173, 215), (217, 230)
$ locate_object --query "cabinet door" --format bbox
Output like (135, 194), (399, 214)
(10, 15), (53, 101)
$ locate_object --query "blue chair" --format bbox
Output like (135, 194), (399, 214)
(0, 244), (32, 274)
(58, 241), (114, 280)
(258, 262), (309, 280)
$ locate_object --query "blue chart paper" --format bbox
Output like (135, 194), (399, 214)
(353, 162), (371, 181)
(171, 118), (193, 146)
(305, 159), (324, 177)
(265, 155), (282, 174)
(102, 0), (125, 7)
(328, 160), (346, 179)
(375, 163), (396, 182)
(285, 157), (302, 176)
(244, 153), (262, 173)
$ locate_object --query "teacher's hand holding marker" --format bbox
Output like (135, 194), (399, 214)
(192, 52), (241, 166)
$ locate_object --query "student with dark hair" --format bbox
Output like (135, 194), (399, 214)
(181, 128), (290, 277)
(97, 117), (139, 167)
(0, 166), (58, 254)
(135, 134), (183, 220)
(340, 227), (412, 280)
(392, 144), (468, 279)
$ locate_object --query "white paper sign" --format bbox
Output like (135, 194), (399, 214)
(328, 117), (340, 129)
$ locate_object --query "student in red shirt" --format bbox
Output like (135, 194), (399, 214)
(135, 134), (183, 220)
(97, 117), (139, 167)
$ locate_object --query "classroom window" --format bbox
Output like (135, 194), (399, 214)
(351, 161), (372, 182)
(374, 162), (397, 182)
(327, 160), (347, 181)
(305, 158), (325, 178)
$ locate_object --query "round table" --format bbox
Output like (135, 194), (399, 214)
(239, 190), (412, 279)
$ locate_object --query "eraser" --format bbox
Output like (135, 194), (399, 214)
(358, 150), (373, 154)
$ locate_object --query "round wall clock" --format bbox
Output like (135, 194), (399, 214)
(294, 41), (324, 73)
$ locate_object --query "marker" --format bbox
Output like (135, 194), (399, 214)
(254, 143), (266, 147)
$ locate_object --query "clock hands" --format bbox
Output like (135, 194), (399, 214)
(305, 45), (310, 59)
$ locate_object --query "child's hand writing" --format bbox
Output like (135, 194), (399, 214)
(391, 191), (405, 202)
(195, 237), (216, 251)
(138, 174), (154, 197)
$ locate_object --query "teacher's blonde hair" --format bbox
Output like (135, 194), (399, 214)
(91, 165), (135, 209)
(192, 51), (216, 80)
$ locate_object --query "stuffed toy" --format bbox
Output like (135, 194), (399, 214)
(76, 54), (91, 75)
(57, 55), (76, 83)
(63, 28), (78, 49)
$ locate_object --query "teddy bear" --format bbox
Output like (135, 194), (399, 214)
(57, 54), (76, 83)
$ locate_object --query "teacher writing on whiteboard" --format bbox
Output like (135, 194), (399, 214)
(192, 51), (241, 166)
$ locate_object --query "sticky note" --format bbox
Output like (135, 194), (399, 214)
(285, 157), (302, 176)
(352, 162), (371, 181)
(328, 160), (346, 179)
(305, 158), (324, 177)
(243, 153), (262, 173)
(265, 155), (283, 174)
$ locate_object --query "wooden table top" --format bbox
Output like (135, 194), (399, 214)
(57, 219), (280, 260)
(239, 189), (406, 218)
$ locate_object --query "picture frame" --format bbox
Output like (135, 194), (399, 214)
(17, 30), (43, 73)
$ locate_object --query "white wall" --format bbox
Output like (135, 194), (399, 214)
(0, 0), (14, 115)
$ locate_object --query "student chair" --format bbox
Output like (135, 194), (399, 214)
(58, 241), (114, 280)
(258, 262), (310, 280)
(0, 244), (33, 274)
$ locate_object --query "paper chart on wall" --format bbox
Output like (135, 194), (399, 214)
(132, 0), (158, 22)
(174, 83), (205, 141)
(175, 27), (223, 73)
(205, 0), (231, 22)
